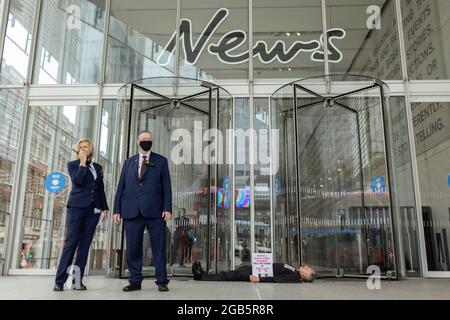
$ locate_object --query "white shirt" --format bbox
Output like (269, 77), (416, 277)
(87, 160), (101, 214)
(138, 151), (151, 175)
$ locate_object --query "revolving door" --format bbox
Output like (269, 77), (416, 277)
(115, 77), (233, 278)
(271, 75), (398, 278)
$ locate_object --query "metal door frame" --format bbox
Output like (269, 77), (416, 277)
(118, 82), (219, 279)
(291, 80), (398, 279)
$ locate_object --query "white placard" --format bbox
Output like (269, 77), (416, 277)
(252, 253), (273, 278)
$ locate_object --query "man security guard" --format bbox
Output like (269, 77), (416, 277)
(113, 131), (172, 292)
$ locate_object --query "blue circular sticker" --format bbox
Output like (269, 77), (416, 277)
(275, 176), (281, 194)
(370, 176), (386, 196)
(45, 172), (66, 193)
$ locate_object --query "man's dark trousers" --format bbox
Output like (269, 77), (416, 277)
(124, 214), (168, 285)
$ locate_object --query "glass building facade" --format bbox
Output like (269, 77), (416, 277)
(0, 0), (449, 279)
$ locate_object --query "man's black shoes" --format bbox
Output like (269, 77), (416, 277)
(72, 283), (87, 290)
(53, 284), (64, 291)
(123, 283), (142, 292)
(192, 261), (205, 280)
(158, 284), (169, 292)
(192, 261), (200, 279)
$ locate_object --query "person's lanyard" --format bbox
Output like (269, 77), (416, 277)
(88, 162), (97, 180)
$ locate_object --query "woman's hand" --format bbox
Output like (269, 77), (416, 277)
(78, 149), (87, 165)
(249, 275), (260, 283)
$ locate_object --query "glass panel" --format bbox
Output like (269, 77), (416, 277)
(412, 102), (450, 271)
(330, 85), (396, 276)
(326, 0), (402, 79)
(88, 100), (118, 274)
(179, 0), (249, 80)
(296, 99), (365, 275)
(124, 84), (214, 277)
(271, 86), (299, 264)
(106, 0), (177, 83)
(387, 96), (421, 277)
(401, 0), (450, 80)
(0, 0), (37, 84)
(17, 104), (96, 269)
(272, 76), (398, 277)
(254, 98), (272, 258)
(0, 88), (24, 272)
(32, 0), (106, 84)
(234, 98), (250, 268)
(216, 92), (233, 272)
(253, 0), (324, 79)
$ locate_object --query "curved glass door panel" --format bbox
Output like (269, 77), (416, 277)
(115, 77), (233, 279)
(272, 75), (397, 279)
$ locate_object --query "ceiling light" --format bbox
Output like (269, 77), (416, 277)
(285, 32), (291, 36)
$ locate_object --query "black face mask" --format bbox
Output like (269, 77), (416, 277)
(139, 140), (152, 152)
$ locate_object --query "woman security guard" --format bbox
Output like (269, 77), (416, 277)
(54, 138), (109, 291)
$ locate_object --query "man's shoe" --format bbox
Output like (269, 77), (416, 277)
(122, 283), (141, 292)
(158, 284), (169, 292)
(192, 261), (204, 280)
(72, 283), (87, 290)
(53, 284), (64, 292)
(197, 262), (205, 276)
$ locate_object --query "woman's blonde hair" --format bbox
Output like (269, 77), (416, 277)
(75, 138), (95, 158)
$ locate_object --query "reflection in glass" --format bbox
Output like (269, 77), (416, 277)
(254, 98), (272, 258)
(271, 87), (298, 264)
(105, 0), (176, 83)
(327, 0), (402, 79)
(117, 78), (233, 277)
(216, 94), (233, 272)
(253, 0), (324, 79)
(412, 102), (450, 271)
(179, 0), (249, 80)
(234, 99), (250, 268)
(0, 88), (24, 270)
(17, 105), (96, 269)
(401, 0), (450, 80)
(0, 0), (36, 84)
(387, 97), (420, 276)
(33, 0), (105, 84)
(271, 75), (398, 277)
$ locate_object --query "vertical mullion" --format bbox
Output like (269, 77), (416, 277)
(321, 0), (329, 77)
(394, 0), (428, 278)
(4, 0), (42, 274)
(0, 0), (11, 75)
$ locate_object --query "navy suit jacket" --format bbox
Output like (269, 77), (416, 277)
(66, 160), (109, 210)
(113, 152), (172, 219)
